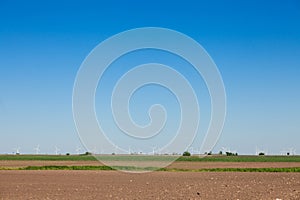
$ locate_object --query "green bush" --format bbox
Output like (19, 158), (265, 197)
(183, 151), (191, 156)
(226, 152), (238, 156)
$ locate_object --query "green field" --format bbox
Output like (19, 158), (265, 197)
(0, 154), (97, 161)
(0, 154), (300, 162)
(177, 155), (300, 162)
(1, 154), (300, 172)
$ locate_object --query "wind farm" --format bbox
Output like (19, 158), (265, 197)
(1, 0), (300, 199)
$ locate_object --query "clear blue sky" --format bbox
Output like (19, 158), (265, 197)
(0, 0), (299, 154)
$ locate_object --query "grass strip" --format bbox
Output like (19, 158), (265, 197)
(176, 155), (300, 162)
(0, 155), (98, 161)
(22, 165), (115, 170)
(164, 167), (300, 173)
(0, 167), (19, 170)
(21, 165), (163, 171)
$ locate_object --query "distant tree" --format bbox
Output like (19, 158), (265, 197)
(287, 152), (290, 156)
(226, 152), (238, 156)
(66, 153), (70, 156)
(183, 151), (191, 156)
(219, 151), (223, 155)
(258, 152), (265, 156)
(207, 151), (212, 155)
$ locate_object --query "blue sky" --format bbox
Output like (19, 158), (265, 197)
(0, 0), (299, 154)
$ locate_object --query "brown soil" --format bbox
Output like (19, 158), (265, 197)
(1, 160), (300, 169)
(0, 170), (299, 200)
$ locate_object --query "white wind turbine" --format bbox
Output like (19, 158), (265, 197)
(75, 146), (82, 154)
(112, 145), (116, 154)
(14, 147), (21, 155)
(151, 146), (159, 155)
(255, 146), (264, 156)
(157, 146), (162, 155)
(191, 147), (200, 155)
(280, 148), (288, 155)
(189, 147), (194, 155)
(265, 148), (268, 155)
(255, 146), (259, 155)
(192, 147), (200, 155)
(91, 146), (97, 155)
(54, 146), (60, 155)
(34, 144), (40, 154)
(256, 146), (266, 155)
(152, 146), (155, 155)
(100, 147), (104, 155)
(221, 147), (230, 154)
(288, 147), (296, 155)
(138, 148), (143, 155)
(128, 146), (132, 155)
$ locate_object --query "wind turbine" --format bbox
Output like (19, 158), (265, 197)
(152, 146), (155, 155)
(13, 147), (21, 155)
(54, 146), (60, 155)
(189, 147), (194, 155)
(231, 149), (237, 154)
(289, 147), (296, 155)
(265, 148), (268, 155)
(256, 146), (263, 155)
(91, 146), (97, 155)
(221, 147), (230, 153)
(193, 147), (200, 155)
(280, 149), (288, 155)
(152, 146), (158, 155)
(75, 146), (81, 154)
(156, 146), (162, 155)
(255, 146), (267, 155)
(100, 147), (104, 155)
(138, 147), (143, 155)
(128, 146), (131, 155)
(113, 144), (118, 155)
(34, 144), (40, 154)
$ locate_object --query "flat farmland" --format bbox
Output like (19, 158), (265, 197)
(1, 155), (300, 171)
(1, 170), (299, 199)
(1, 155), (300, 199)
(1, 160), (300, 170)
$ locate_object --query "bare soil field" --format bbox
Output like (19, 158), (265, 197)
(1, 160), (300, 169)
(0, 170), (299, 200)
